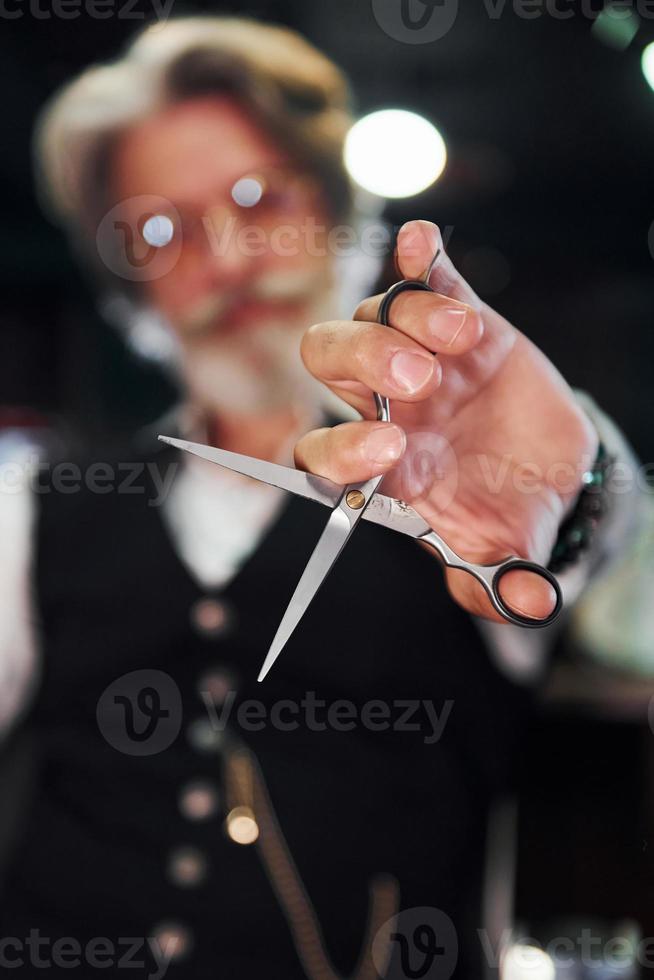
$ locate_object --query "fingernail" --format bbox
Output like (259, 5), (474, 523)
(363, 424), (406, 466)
(504, 582), (557, 619)
(429, 306), (469, 348)
(390, 350), (435, 393)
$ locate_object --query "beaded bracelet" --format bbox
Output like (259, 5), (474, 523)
(548, 442), (615, 573)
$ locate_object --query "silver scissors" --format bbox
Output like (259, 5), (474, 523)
(159, 252), (562, 681)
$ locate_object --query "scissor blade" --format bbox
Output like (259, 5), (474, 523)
(362, 493), (432, 540)
(158, 436), (343, 508)
(257, 505), (354, 682)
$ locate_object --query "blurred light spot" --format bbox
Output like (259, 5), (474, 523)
(101, 296), (180, 364)
(167, 846), (208, 888)
(186, 717), (224, 754)
(502, 944), (556, 980)
(225, 806), (259, 845)
(142, 214), (174, 247)
(592, 2), (639, 50)
(197, 667), (236, 706)
(232, 176), (264, 208)
(642, 42), (654, 91)
(151, 922), (192, 963)
(178, 780), (220, 822)
(190, 598), (232, 638)
(344, 109), (447, 198)
(461, 247), (511, 296)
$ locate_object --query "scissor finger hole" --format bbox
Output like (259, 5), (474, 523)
(491, 561), (563, 628)
(377, 279), (434, 327)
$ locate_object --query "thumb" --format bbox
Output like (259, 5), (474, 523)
(445, 564), (559, 626)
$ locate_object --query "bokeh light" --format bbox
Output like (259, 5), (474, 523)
(502, 944), (556, 980)
(142, 214), (174, 248)
(225, 806), (259, 845)
(344, 109), (447, 199)
(642, 43), (654, 92)
(231, 176), (264, 208)
(591, 3), (639, 51)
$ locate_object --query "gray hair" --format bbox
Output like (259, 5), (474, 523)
(35, 16), (355, 256)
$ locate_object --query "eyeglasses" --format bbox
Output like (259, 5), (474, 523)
(139, 167), (322, 253)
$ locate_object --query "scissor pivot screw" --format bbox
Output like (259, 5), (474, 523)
(346, 490), (366, 510)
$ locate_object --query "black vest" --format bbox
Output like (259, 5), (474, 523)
(0, 436), (533, 979)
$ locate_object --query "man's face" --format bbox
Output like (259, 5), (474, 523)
(111, 96), (335, 415)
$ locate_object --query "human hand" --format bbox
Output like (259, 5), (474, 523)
(294, 220), (598, 624)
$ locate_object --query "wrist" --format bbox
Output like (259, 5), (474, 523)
(548, 442), (615, 573)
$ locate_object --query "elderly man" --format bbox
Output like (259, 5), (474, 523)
(0, 15), (642, 980)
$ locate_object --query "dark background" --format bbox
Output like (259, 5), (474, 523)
(1, 0), (654, 954)
(1, 0), (653, 458)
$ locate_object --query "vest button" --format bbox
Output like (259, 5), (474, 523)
(190, 597), (233, 638)
(151, 922), (192, 963)
(186, 717), (224, 754)
(197, 668), (237, 707)
(178, 780), (220, 822)
(167, 846), (208, 888)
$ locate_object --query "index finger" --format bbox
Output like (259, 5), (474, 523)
(353, 288), (484, 356)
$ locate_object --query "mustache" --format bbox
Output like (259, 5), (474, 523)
(178, 267), (325, 336)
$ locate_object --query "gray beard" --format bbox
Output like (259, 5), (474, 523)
(176, 282), (342, 419)
(105, 247), (382, 423)
(180, 318), (325, 417)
